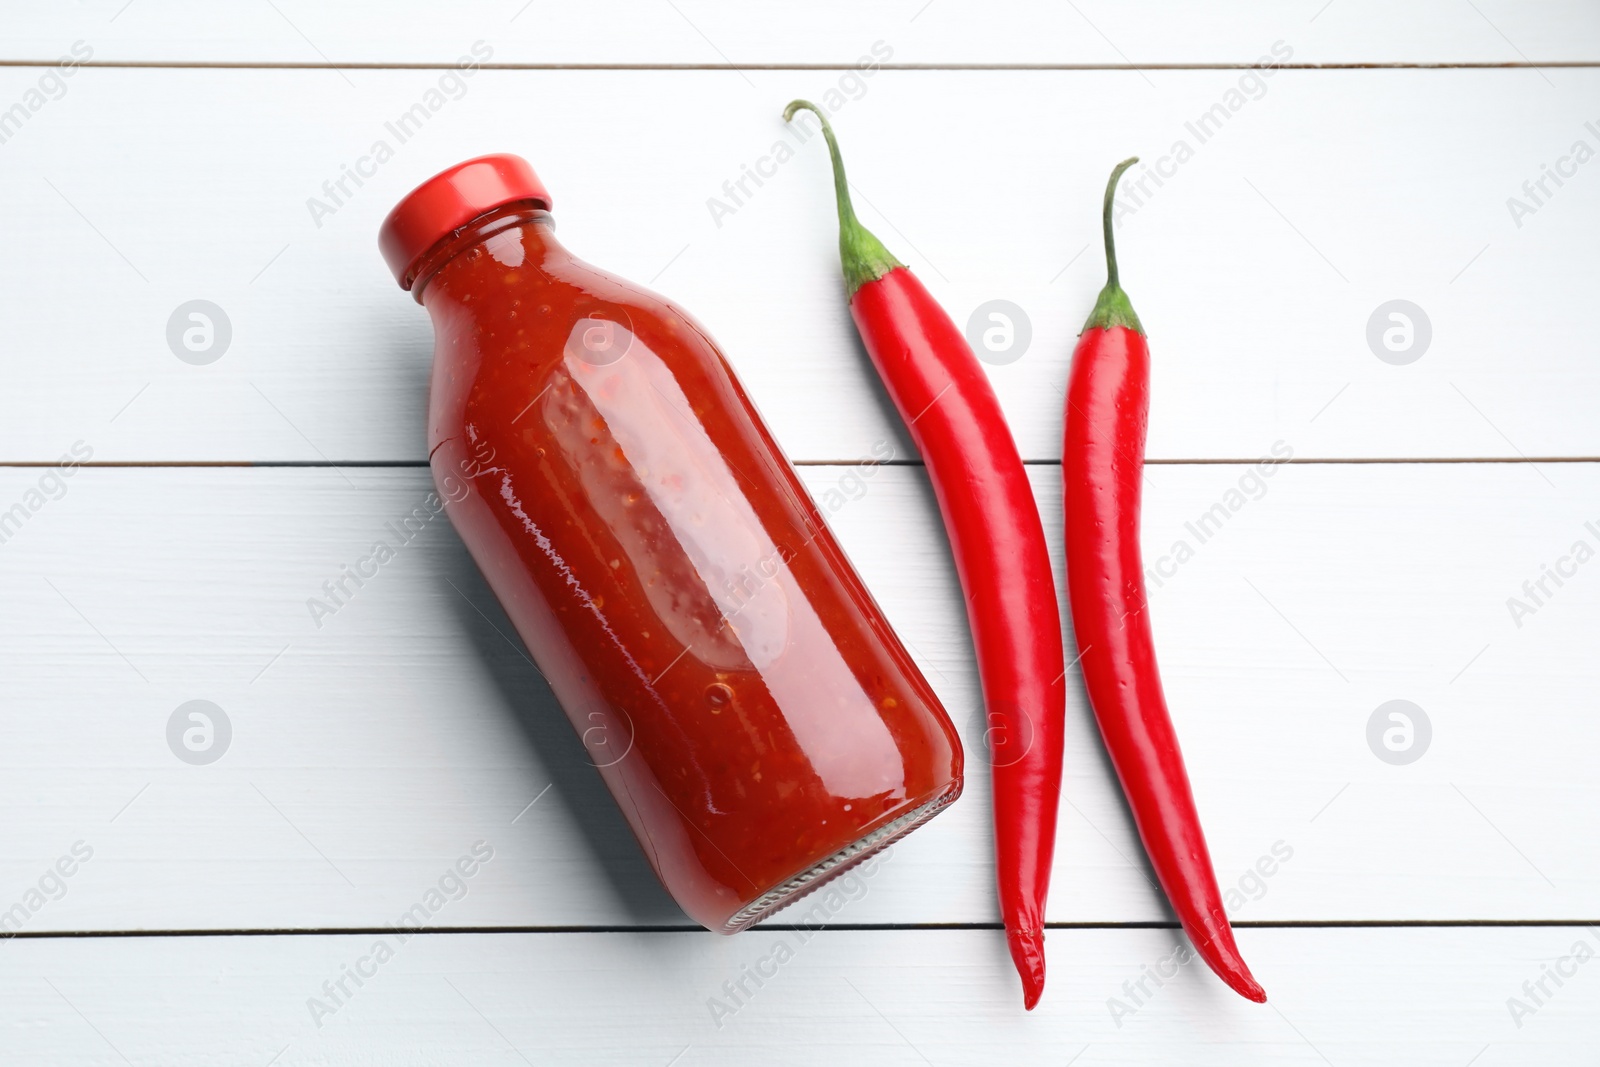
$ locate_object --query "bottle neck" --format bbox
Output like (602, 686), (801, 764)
(408, 202), (560, 303)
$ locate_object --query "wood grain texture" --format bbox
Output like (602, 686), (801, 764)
(0, 463), (1592, 932)
(5, 0), (1599, 66)
(2, 4), (1595, 1054)
(0, 67), (1596, 462)
(0, 927), (1594, 1064)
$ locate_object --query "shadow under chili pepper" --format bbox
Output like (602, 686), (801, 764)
(1045, 485), (1170, 906)
(841, 327), (920, 466)
(434, 543), (686, 926)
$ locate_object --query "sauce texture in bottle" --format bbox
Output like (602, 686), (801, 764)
(380, 156), (962, 930)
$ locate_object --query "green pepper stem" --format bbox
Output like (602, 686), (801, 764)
(1082, 156), (1145, 336)
(783, 99), (904, 297)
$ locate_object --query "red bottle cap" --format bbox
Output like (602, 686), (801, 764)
(379, 154), (553, 289)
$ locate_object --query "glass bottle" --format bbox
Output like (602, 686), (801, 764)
(379, 155), (963, 930)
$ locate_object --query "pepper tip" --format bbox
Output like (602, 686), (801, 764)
(1006, 926), (1047, 1010)
(1237, 976), (1268, 1004)
(1217, 960), (1267, 1003)
(1190, 926), (1268, 1003)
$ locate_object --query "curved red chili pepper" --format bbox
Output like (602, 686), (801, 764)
(785, 100), (1066, 1010)
(1064, 158), (1266, 1004)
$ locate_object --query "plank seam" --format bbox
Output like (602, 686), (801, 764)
(0, 61), (1597, 72)
(2, 458), (1597, 470)
(5, 919), (1597, 940)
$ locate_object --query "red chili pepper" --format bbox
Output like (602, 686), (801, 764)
(785, 100), (1066, 1010)
(1063, 158), (1266, 1004)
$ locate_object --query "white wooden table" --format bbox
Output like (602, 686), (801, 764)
(2, 3), (1597, 1062)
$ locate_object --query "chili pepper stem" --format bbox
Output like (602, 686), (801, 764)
(1081, 157), (1145, 336)
(782, 100), (905, 297)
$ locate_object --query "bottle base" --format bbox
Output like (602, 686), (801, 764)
(720, 780), (962, 933)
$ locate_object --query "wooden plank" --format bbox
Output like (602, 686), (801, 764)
(0, 67), (1597, 463)
(0, 927), (1595, 1063)
(5, 1), (1599, 66)
(0, 462), (1593, 931)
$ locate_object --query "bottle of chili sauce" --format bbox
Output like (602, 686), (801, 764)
(379, 156), (963, 931)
